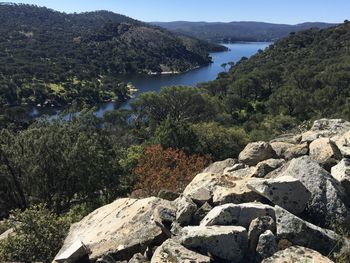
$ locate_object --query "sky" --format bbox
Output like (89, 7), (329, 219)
(8, 0), (350, 24)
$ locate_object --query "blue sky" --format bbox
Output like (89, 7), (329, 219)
(9, 0), (350, 24)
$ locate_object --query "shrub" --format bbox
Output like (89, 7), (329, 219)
(0, 204), (70, 263)
(133, 145), (209, 196)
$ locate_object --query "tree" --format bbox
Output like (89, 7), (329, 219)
(131, 86), (220, 124)
(193, 122), (249, 160)
(151, 118), (199, 154)
(221, 63), (228, 72)
(0, 112), (127, 215)
(268, 85), (309, 118)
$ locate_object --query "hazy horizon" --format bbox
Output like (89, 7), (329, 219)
(6, 0), (350, 24)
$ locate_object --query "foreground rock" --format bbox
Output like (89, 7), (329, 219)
(180, 226), (247, 262)
(54, 197), (173, 262)
(279, 156), (350, 226)
(275, 206), (341, 255)
(262, 246), (334, 263)
(331, 158), (350, 196)
(247, 176), (311, 215)
(151, 239), (211, 263)
(201, 202), (275, 228)
(239, 141), (277, 166)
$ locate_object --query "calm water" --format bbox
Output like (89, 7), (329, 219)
(36, 42), (271, 118)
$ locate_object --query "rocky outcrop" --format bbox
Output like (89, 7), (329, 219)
(54, 198), (174, 262)
(151, 239), (211, 263)
(262, 246), (335, 263)
(180, 226), (248, 262)
(247, 176), (311, 215)
(239, 141), (277, 166)
(53, 118), (350, 263)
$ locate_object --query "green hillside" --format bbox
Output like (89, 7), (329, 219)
(0, 3), (225, 108)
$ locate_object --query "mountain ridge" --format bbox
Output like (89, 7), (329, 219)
(152, 21), (338, 42)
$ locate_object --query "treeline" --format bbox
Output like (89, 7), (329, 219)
(0, 3), (225, 108)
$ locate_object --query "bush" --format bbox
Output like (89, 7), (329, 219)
(133, 145), (209, 196)
(0, 205), (70, 263)
(193, 122), (250, 160)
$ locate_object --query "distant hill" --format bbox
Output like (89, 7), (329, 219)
(0, 3), (225, 108)
(152, 21), (337, 42)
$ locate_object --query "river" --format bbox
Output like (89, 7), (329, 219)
(35, 42), (271, 118)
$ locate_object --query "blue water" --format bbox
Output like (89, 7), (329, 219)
(36, 42), (271, 119)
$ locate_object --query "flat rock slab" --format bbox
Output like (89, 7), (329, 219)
(212, 178), (264, 205)
(200, 202), (275, 228)
(151, 239), (211, 263)
(54, 197), (173, 262)
(184, 173), (263, 206)
(275, 206), (341, 255)
(247, 176), (311, 215)
(262, 246), (334, 263)
(180, 226), (247, 263)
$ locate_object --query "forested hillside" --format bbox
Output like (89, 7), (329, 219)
(0, 3), (225, 109)
(153, 21), (336, 42)
(198, 21), (350, 136)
